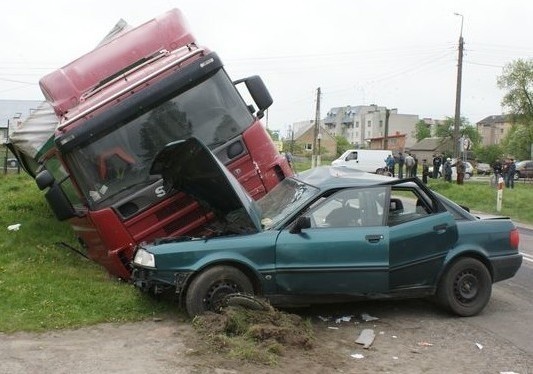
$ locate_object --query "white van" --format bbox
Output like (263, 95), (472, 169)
(331, 149), (392, 173)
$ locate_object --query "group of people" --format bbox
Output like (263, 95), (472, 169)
(384, 152), (418, 179)
(430, 154), (466, 185)
(492, 158), (516, 189)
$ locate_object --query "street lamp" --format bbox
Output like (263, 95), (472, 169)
(316, 133), (323, 167)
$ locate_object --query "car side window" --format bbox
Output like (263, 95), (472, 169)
(387, 188), (431, 226)
(308, 187), (386, 228)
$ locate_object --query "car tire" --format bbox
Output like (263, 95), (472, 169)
(185, 265), (253, 317)
(514, 172), (520, 181)
(436, 257), (492, 317)
(464, 173), (472, 180)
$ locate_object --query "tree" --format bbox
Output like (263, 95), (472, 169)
(501, 124), (531, 160)
(497, 59), (533, 121)
(435, 117), (480, 148)
(267, 128), (280, 141)
(413, 120), (431, 142)
(497, 59), (533, 157)
(472, 144), (503, 165)
(335, 136), (351, 157)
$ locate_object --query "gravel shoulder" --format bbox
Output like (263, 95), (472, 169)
(1, 298), (531, 374)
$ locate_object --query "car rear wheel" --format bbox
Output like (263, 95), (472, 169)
(185, 265), (253, 317)
(436, 258), (492, 317)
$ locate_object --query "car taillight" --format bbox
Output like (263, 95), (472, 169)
(510, 228), (520, 250)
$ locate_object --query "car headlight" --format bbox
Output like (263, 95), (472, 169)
(133, 248), (156, 268)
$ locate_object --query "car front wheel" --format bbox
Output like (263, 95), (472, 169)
(185, 265), (253, 317)
(436, 258), (492, 317)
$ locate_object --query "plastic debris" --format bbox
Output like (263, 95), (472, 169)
(355, 329), (376, 349)
(361, 313), (379, 322)
(475, 342), (483, 350)
(317, 315), (331, 322)
(327, 326), (339, 330)
(500, 372), (519, 374)
(418, 342), (433, 347)
(7, 224), (21, 231)
(392, 356), (399, 360)
(350, 353), (364, 359)
(392, 335), (398, 339)
(335, 315), (353, 324)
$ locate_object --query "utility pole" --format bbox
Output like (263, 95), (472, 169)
(453, 13), (464, 158)
(384, 109), (390, 150)
(312, 87), (321, 168)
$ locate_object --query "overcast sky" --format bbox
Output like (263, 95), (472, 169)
(1, 0), (532, 134)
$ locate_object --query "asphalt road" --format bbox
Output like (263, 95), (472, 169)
(466, 226), (533, 355)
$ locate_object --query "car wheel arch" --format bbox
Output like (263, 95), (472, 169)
(437, 252), (494, 286)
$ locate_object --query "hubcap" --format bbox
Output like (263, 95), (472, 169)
(454, 270), (478, 303)
(204, 281), (240, 311)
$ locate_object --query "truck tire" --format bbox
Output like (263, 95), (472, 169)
(185, 266), (253, 317)
(436, 257), (492, 317)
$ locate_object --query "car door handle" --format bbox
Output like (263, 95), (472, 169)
(433, 224), (448, 234)
(365, 234), (383, 243)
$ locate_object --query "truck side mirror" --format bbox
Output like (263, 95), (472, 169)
(44, 184), (77, 221)
(35, 170), (55, 190)
(233, 76), (273, 119)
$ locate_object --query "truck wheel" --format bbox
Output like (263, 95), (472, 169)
(436, 258), (492, 317)
(185, 266), (253, 317)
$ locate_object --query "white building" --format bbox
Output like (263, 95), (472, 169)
(322, 105), (418, 149)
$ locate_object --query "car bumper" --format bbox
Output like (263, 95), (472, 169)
(132, 266), (192, 295)
(491, 253), (523, 282)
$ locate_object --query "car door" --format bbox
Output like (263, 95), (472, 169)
(387, 183), (458, 291)
(274, 186), (390, 295)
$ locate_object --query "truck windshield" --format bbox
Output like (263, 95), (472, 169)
(66, 69), (253, 208)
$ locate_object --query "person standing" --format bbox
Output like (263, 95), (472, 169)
(422, 159), (429, 184)
(443, 158), (452, 182)
(506, 158), (516, 189)
(412, 155), (418, 177)
(385, 154), (395, 177)
(432, 154), (442, 179)
(456, 159), (466, 185)
(397, 152), (405, 179)
(404, 153), (414, 178)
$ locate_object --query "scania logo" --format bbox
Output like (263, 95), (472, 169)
(155, 186), (166, 198)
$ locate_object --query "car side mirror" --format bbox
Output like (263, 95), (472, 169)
(290, 216), (311, 234)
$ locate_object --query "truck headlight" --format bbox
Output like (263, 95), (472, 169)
(133, 248), (156, 268)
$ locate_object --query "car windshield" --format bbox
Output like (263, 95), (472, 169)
(65, 69), (253, 208)
(256, 177), (319, 229)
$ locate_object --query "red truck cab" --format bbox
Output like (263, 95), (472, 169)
(32, 9), (291, 279)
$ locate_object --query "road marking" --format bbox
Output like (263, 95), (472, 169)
(521, 252), (533, 263)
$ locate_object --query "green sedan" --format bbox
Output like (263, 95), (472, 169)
(132, 138), (522, 317)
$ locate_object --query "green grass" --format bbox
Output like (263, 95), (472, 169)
(0, 174), (171, 332)
(428, 178), (533, 224)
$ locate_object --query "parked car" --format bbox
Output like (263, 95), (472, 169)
(514, 160), (533, 180)
(429, 159), (474, 179)
(132, 138), (522, 318)
(475, 163), (492, 175)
